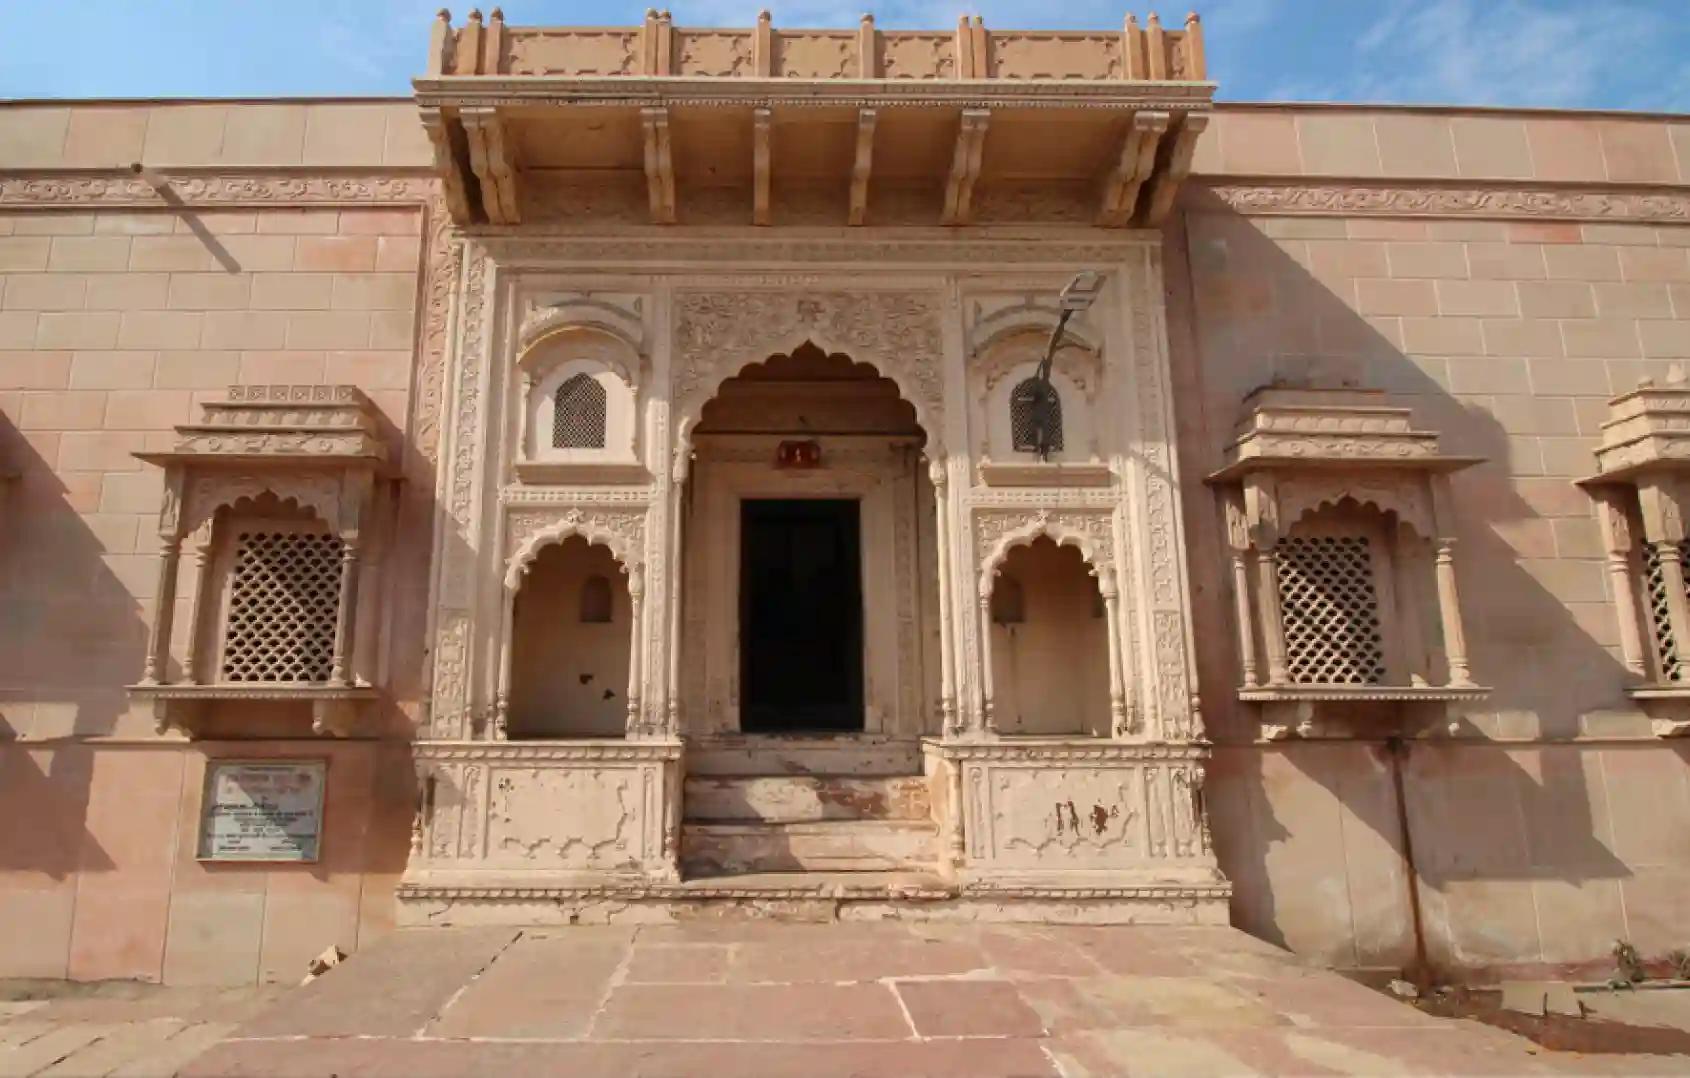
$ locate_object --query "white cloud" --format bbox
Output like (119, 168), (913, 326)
(1349, 0), (1673, 109)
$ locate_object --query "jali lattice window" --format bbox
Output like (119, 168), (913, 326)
(221, 529), (343, 683)
(553, 373), (607, 449)
(1010, 377), (1063, 455)
(1642, 539), (1690, 681)
(1277, 535), (1386, 685)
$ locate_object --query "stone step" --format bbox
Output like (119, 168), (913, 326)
(687, 735), (923, 777)
(685, 774), (931, 823)
(681, 820), (938, 875)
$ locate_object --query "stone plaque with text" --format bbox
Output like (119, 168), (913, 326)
(198, 760), (327, 862)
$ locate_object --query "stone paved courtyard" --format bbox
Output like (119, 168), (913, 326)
(8, 922), (1688, 1076)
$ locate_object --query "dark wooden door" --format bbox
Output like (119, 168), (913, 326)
(739, 498), (863, 732)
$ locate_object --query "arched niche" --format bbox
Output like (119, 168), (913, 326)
(987, 537), (1111, 736)
(508, 535), (633, 738)
(517, 324), (641, 468)
(970, 325), (1102, 465)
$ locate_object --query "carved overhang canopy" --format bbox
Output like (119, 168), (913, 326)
(135, 384), (387, 470)
(1206, 387), (1481, 484)
(1579, 374), (1690, 487)
(414, 9), (1215, 228)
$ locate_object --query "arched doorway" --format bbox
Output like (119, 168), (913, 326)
(680, 341), (938, 738)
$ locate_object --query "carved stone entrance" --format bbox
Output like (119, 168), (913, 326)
(739, 498), (864, 733)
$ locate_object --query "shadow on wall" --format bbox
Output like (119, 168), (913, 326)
(1170, 196), (1641, 975)
(0, 414), (138, 876)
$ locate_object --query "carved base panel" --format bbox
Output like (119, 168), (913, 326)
(394, 880), (1230, 926)
(406, 741), (683, 885)
(924, 739), (1227, 898)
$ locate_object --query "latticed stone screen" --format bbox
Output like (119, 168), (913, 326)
(1277, 535), (1387, 684)
(1010, 377), (1063, 454)
(221, 529), (343, 683)
(1641, 540), (1690, 680)
(553, 373), (607, 449)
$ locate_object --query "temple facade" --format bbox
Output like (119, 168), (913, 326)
(2, 10), (1689, 985)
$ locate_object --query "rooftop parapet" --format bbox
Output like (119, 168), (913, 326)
(415, 9), (1214, 229)
(426, 9), (1206, 82)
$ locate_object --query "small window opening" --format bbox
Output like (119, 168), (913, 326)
(579, 574), (613, 623)
(553, 373), (607, 449)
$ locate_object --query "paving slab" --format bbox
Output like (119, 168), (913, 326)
(425, 933), (626, 1039)
(14, 923), (1690, 1076)
(235, 926), (522, 1039)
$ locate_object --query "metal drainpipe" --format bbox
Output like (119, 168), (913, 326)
(1384, 734), (1431, 985)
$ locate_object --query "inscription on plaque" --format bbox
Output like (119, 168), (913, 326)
(198, 760), (327, 862)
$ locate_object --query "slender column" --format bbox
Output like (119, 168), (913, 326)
(1654, 539), (1690, 681)
(1228, 550), (1258, 687)
(946, 758), (965, 872)
(492, 589), (514, 740)
(180, 538), (213, 683)
(140, 540), (183, 685)
(930, 459), (958, 736)
(1254, 548), (1290, 685)
(665, 467), (687, 737)
(626, 567), (645, 735)
(328, 538), (363, 686)
(1101, 577), (1129, 737)
(1596, 492), (1647, 676)
(1433, 539), (1474, 687)
(976, 585), (996, 734)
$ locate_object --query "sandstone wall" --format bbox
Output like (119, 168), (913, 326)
(0, 102), (431, 983)
(1173, 106), (1690, 978)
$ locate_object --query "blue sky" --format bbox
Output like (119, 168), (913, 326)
(1, 0), (1686, 111)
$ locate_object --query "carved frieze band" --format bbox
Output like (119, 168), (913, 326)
(1200, 181), (1690, 223)
(974, 508), (1117, 588)
(0, 173), (435, 208)
(504, 506), (649, 587)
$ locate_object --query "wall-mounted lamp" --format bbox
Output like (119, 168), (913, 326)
(1021, 272), (1105, 460)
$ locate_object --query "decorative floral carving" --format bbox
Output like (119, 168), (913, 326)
(183, 474), (344, 537)
(672, 290), (946, 448)
(1276, 475), (1433, 539)
(881, 34), (954, 79)
(1202, 182), (1690, 223)
(0, 174), (432, 207)
(975, 508), (1116, 589)
(504, 506), (648, 588)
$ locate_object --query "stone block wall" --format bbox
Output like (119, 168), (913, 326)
(1174, 106), (1690, 978)
(0, 102), (433, 983)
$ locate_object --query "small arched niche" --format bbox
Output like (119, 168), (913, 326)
(509, 535), (631, 738)
(519, 326), (640, 471)
(989, 536), (1111, 736)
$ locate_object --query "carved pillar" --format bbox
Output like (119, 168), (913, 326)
(328, 537), (363, 687)
(1222, 493), (1256, 687)
(180, 536), (213, 684)
(666, 448), (689, 738)
(626, 566), (645, 735)
(1100, 573), (1129, 737)
(1432, 540), (1473, 688)
(930, 458), (958, 736)
(492, 588), (515, 740)
(1595, 489), (1647, 676)
(1254, 548), (1290, 686)
(140, 540), (183, 685)
(976, 583), (996, 735)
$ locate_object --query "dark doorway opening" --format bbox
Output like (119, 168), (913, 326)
(739, 498), (863, 732)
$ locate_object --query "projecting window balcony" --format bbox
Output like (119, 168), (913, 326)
(1207, 388), (1489, 736)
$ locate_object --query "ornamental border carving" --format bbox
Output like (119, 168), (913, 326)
(974, 508), (1117, 593)
(1199, 181), (1690, 223)
(671, 289), (947, 451)
(503, 506), (649, 588)
(933, 742), (1208, 762)
(414, 741), (681, 762)
(0, 172), (435, 208)
(475, 236), (1147, 267)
